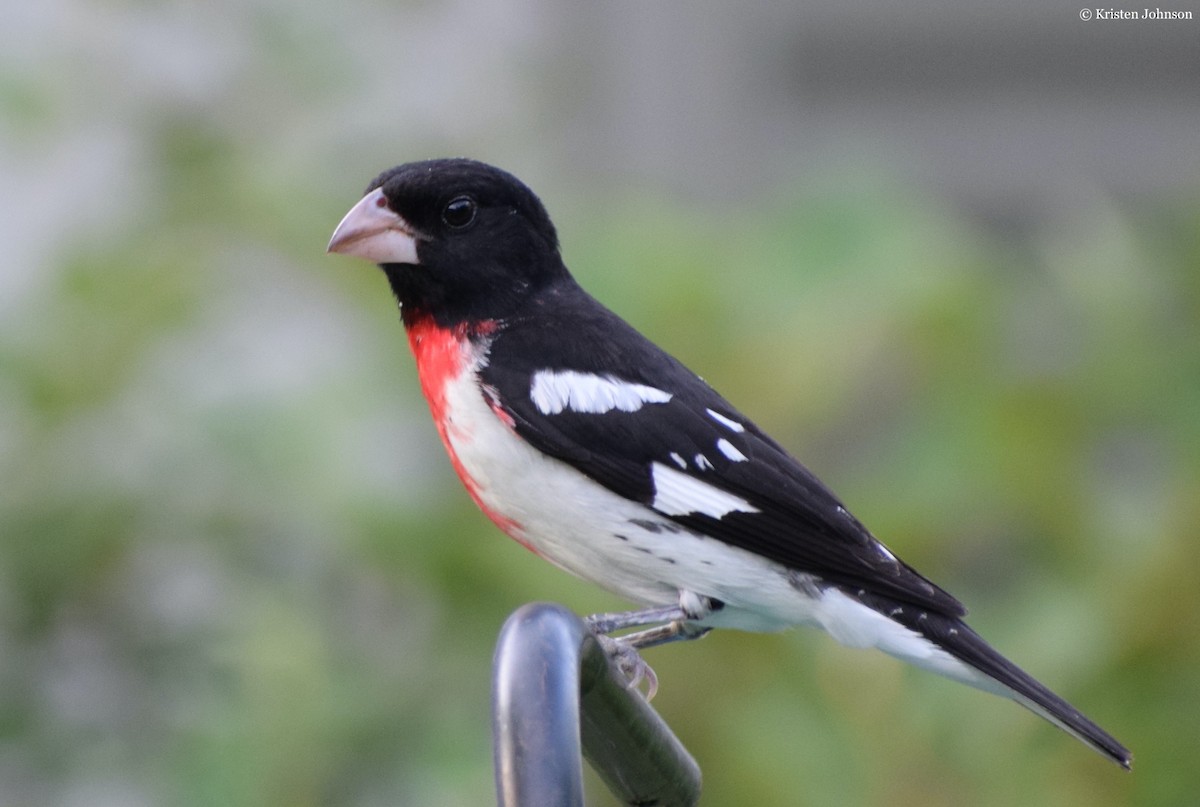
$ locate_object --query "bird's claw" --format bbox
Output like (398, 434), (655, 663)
(595, 634), (660, 700)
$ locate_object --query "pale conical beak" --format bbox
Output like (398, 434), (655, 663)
(327, 187), (421, 264)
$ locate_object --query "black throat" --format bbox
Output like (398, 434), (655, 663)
(382, 254), (573, 330)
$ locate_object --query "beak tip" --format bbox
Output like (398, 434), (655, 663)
(326, 188), (420, 265)
(326, 227), (348, 255)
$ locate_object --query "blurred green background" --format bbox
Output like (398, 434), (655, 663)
(2, 2), (1197, 805)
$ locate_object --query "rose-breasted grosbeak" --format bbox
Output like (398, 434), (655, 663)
(327, 158), (1130, 768)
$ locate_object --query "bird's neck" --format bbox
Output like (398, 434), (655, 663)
(382, 253), (572, 329)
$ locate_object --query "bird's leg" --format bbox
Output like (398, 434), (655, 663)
(585, 592), (717, 699)
(585, 590), (718, 635)
(611, 619), (712, 650)
(584, 604), (687, 635)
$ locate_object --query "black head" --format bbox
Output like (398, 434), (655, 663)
(328, 158), (568, 325)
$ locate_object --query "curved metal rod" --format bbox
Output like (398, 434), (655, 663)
(492, 602), (702, 807)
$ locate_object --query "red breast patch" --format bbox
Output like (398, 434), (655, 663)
(406, 316), (526, 540)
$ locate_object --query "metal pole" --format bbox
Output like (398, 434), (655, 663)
(492, 602), (702, 807)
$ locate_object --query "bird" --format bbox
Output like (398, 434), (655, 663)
(327, 157), (1131, 769)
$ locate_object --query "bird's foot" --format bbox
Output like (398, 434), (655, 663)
(594, 634), (661, 699)
(585, 593), (718, 698)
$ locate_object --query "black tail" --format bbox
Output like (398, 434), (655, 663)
(850, 587), (1132, 768)
(917, 610), (1131, 768)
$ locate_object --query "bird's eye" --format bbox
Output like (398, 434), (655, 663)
(442, 196), (477, 229)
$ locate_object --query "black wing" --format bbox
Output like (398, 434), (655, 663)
(481, 281), (965, 616)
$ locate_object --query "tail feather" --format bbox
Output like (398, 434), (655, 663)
(928, 616), (1131, 769)
(844, 587), (1132, 768)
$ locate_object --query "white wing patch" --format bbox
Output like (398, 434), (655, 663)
(715, 438), (747, 462)
(650, 462), (759, 519)
(530, 370), (673, 415)
(706, 409), (745, 432)
(694, 454), (714, 471)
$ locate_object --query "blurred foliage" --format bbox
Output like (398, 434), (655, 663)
(2, 4), (1198, 807)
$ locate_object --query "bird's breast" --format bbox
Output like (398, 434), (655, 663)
(405, 316), (524, 537)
